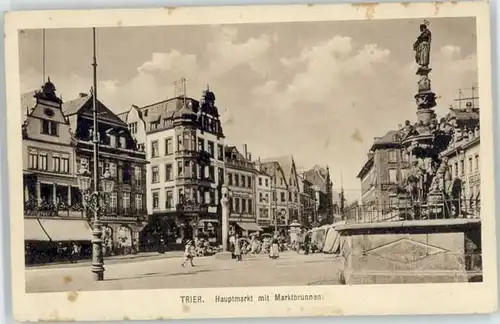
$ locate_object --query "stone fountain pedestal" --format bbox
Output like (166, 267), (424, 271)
(336, 218), (481, 284)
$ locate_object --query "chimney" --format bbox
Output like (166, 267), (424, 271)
(79, 93), (88, 98)
(248, 153), (252, 162)
(255, 157), (261, 171)
(243, 144), (248, 160)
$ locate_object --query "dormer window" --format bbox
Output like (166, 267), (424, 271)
(41, 120), (58, 136)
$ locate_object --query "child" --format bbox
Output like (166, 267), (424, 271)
(181, 240), (195, 267)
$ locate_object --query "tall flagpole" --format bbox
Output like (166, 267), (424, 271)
(42, 29), (46, 83)
(91, 26), (105, 281)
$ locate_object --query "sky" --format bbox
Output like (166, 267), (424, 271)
(18, 17), (478, 202)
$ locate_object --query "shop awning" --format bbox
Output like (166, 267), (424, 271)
(236, 222), (263, 232)
(39, 219), (93, 241)
(24, 218), (50, 241)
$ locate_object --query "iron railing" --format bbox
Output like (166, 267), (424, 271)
(24, 201), (85, 218)
(344, 198), (480, 224)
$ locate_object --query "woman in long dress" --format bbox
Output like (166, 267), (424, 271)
(270, 236), (280, 259)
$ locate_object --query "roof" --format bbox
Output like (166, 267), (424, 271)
(446, 108), (480, 126)
(303, 166), (329, 192)
(62, 95), (127, 126)
(116, 111), (129, 122)
(371, 130), (401, 149)
(139, 96), (200, 123)
(61, 95), (92, 116)
(357, 156), (374, 179)
(261, 155), (296, 184)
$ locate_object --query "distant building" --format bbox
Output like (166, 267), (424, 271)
(303, 165), (334, 225)
(225, 145), (260, 235)
(118, 105), (147, 153)
(356, 131), (406, 210)
(254, 159), (272, 229)
(298, 173), (316, 227)
(62, 88), (148, 255)
(440, 105), (480, 217)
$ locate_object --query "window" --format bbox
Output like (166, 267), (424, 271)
(235, 198), (240, 213)
(475, 155), (480, 171)
(242, 199), (247, 213)
(183, 133), (190, 151)
(134, 166), (142, 186)
(280, 192), (286, 202)
(265, 179), (269, 187)
(259, 177), (262, 186)
(259, 192), (263, 202)
(294, 192), (298, 202)
(241, 175), (246, 188)
(41, 120), (58, 136)
(122, 162), (132, 184)
(388, 150), (397, 162)
(454, 162), (459, 177)
(209, 190), (215, 205)
(209, 166), (215, 181)
(177, 161), (183, 177)
(178, 188), (184, 203)
(198, 137), (204, 151)
(109, 162), (117, 177)
(143, 109), (148, 117)
(135, 194), (143, 211)
(122, 192), (131, 211)
(389, 169), (398, 184)
(217, 144), (224, 160)
(150, 121), (159, 130)
(468, 157), (473, 173)
(151, 140), (159, 157)
(460, 160), (465, 175)
(165, 164), (173, 181)
(29, 152), (38, 169)
(208, 141), (214, 157)
(248, 199), (253, 214)
(218, 167), (224, 184)
(61, 157), (69, 173)
(39, 154), (48, 170)
(177, 135), (182, 151)
(247, 176), (252, 188)
(128, 122), (138, 135)
(152, 166), (159, 183)
(165, 190), (173, 208)
(152, 192), (159, 209)
(163, 118), (173, 128)
(110, 192), (117, 209)
(228, 173), (233, 186)
(235, 174), (240, 187)
(165, 137), (173, 155)
(53, 156), (61, 172)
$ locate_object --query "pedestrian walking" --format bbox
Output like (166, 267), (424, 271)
(181, 240), (195, 267)
(303, 232), (311, 255)
(70, 242), (80, 263)
(234, 236), (243, 261)
(269, 236), (280, 259)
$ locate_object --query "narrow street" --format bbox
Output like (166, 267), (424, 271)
(26, 251), (344, 292)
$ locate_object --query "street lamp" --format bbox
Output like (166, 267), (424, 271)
(77, 165), (114, 281)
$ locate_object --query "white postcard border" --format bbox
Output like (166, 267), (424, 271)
(4, 1), (497, 321)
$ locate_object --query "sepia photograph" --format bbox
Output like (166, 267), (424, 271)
(4, 1), (497, 321)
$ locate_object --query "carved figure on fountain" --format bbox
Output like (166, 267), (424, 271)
(418, 75), (432, 92)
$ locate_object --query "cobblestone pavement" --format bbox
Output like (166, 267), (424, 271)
(26, 251), (344, 293)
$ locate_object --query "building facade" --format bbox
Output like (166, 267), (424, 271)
(22, 80), (89, 264)
(123, 88), (225, 248)
(440, 106), (480, 217)
(254, 160), (272, 229)
(298, 174), (316, 227)
(225, 145), (260, 235)
(356, 131), (406, 211)
(62, 90), (148, 255)
(303, 165), (334, 225)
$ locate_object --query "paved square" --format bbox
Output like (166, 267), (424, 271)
(26, 252), (344, 292)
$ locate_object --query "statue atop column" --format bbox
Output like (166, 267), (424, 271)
(413, 20), (432, 69)
(413, 20), (436, 111)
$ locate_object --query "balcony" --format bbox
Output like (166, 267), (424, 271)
(176, 202), (210, 214)
(24, 201), (85, 218)
(175, 149), (200, 159)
